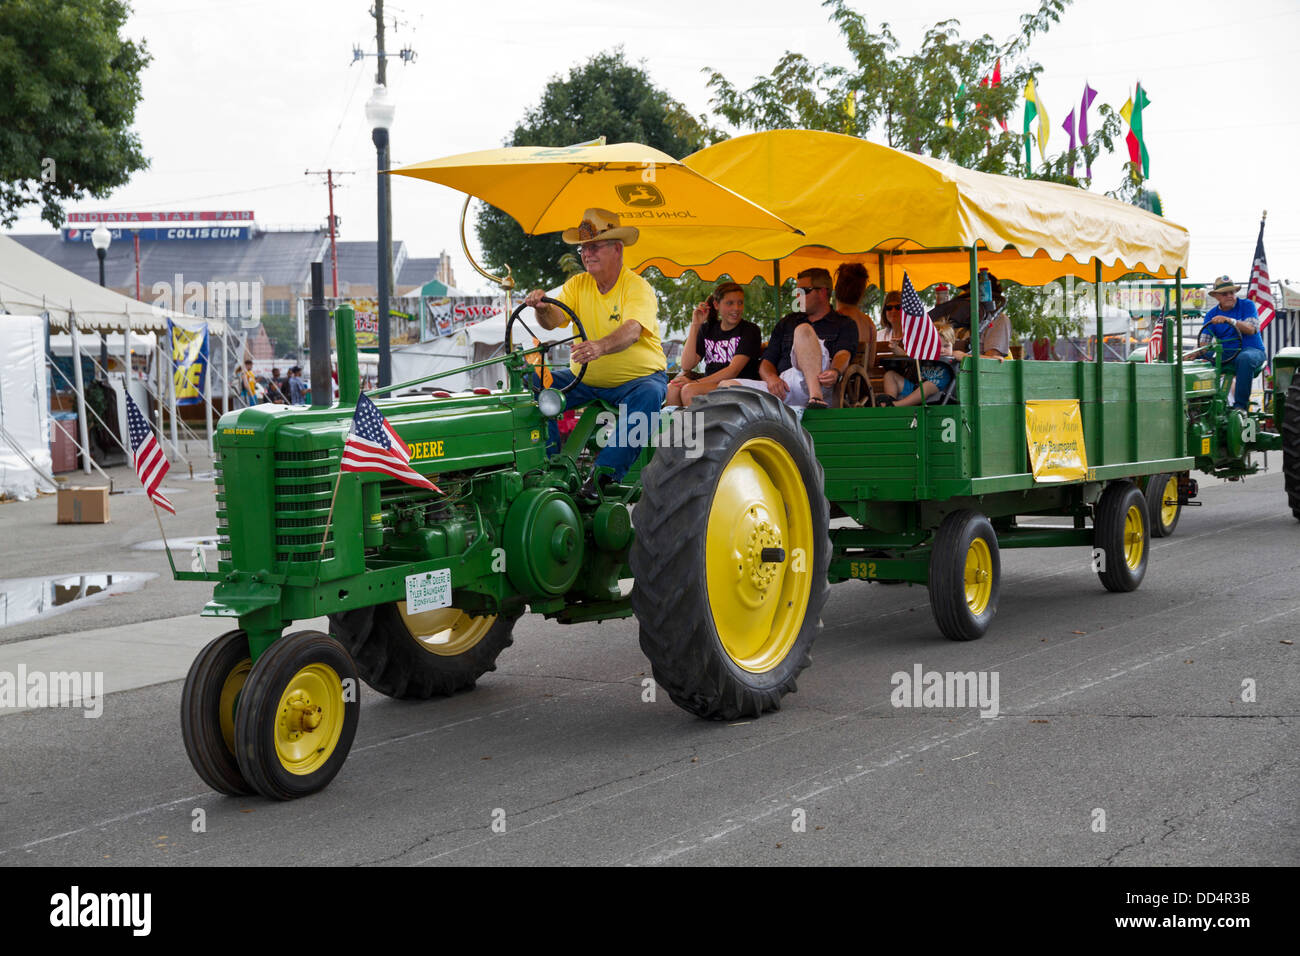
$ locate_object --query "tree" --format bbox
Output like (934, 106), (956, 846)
(475, 49), (720, 292)
(707, 0), (1083, 176)
(0, 0), (151, 227)
(707, 0), (1139, 349)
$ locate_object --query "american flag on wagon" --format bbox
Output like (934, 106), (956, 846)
(125, 392), (175, 514)
(1246, 214), (1275, 332)
(340, 393), (441, 492)
(899, 271), (942, 360)
(1145, 317), (1164, 364)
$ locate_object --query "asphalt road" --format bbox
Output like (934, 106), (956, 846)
(1, 462), (1296, 866)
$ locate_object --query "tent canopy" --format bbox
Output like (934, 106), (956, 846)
(630, 130), (1190, 288)
(0, 234), (224, 332)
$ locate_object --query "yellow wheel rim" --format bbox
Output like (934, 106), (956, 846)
(704, 437), (814, 673)
(397, 603), (496, 657)
(964, 538), (993, 615)
(218, 658), (251, 755)
(1160, 476), (1179, 528)
(274, 663), (345, 776)
(1124, 504), (1145, 570)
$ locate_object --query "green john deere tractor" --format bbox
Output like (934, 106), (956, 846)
(1132, 328), (1300, 537)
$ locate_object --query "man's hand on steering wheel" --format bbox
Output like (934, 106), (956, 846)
(506, 296), (589, 394)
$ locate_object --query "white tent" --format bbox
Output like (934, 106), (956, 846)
(0, 315), (54, 499)
(0, 234), (224, 332)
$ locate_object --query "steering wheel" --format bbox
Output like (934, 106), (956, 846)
(1194, 319), (1243, 365)
(505, 296), (589, 394)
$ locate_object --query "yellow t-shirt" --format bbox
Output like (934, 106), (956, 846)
(554, 268), (666, 388)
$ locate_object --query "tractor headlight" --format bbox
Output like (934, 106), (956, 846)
(537, 387), (566, 419)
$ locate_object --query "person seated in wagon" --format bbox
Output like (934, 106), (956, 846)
(719, 267), (858, 409)
(666, 280), (763, 407)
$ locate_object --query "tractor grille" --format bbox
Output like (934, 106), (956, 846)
(211, 445), (343, 574)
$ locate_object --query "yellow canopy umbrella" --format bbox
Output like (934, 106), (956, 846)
(388, 142), (804, 238)
(628, 129), (1189, 287)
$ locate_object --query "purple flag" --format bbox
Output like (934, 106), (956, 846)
(1061, 108), (1077, 176)
(1079, 82), (1098, 178)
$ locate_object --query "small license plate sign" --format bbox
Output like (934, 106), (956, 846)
(405, 568), (451, 614)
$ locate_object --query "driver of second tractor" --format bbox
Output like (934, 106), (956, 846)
(523, 208), (668, 500)
(1198, 275), (1267, 412)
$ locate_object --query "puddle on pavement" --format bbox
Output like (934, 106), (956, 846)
(132, 535), (221, 552)
(0, 572), (156, 630)
(175, 471), (218, 481)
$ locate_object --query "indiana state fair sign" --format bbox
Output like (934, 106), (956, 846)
(1024, 399), (1088, 482)
(168, 320), (208, 406)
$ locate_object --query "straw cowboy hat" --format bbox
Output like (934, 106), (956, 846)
(561, 208), (639, 247)
(1209, 275), (1241, 295)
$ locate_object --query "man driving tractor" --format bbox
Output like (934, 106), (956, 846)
(523, 208), (668, 499)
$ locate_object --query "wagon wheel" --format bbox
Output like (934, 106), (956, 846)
(329, 602), (519, 699)
(630, 388), (831, 718)
(1144, 473), (1181, 538)
(928, 510), (1001, 641)
(181, 629), (255, 796)
(234, 630), (360, 800)
(838, 364), (874, 407)
(1094, 481), (1149, 592)
(1282, 376), (1300, 521)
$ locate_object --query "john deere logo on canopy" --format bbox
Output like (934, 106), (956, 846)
(616, 183), (665, 207)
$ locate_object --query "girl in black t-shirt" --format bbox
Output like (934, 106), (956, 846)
(666, 281), (763, 407)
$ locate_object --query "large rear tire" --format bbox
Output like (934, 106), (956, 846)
(928, 511), (1001, 641)
(234, 630), (360, 801)
(1283, 376), (1300, 521)
(630, 388), (831, 719)
(1144, 472), (1181, 538)
(329, 602), (518, 700)
(1094, 482), (1149, 593)
(180, 629), (254, 796)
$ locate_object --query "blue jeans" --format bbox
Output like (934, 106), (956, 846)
(1231, 347), (1266, 410)
(541, 369), (668, 479)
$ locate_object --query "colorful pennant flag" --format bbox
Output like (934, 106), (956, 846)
(899, 273), (941, 361)
(1023, 79), (1050, 173)
(1079, 83), (1097, 178)
(1061, 108), (1077, 176)
(125, 391), (174, 514)
(1247, 213), (1276, 332)
(1121, 83), (1151, 180)
(341, 394), (441, 492)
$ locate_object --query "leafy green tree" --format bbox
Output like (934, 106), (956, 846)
(707, 0), (1143, 352)
(0, 0), (150, 227)
(259, 313), (299, 357)
(707, 0), (1080, 177)
(476, 48), (721, 292)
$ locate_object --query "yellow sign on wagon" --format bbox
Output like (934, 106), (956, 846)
(1024, 399), (1088, 482)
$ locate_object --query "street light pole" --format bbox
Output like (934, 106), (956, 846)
(365, 84), (395, 389)
(91, 224), (111, 380)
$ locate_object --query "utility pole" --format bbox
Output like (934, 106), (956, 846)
(305, 169), (353, 297)
(373, 1), (393, 319)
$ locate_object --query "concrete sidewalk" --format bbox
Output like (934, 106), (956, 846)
(0, 612), (328, 716)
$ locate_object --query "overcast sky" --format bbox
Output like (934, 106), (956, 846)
(9, 0), (1298, 294)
